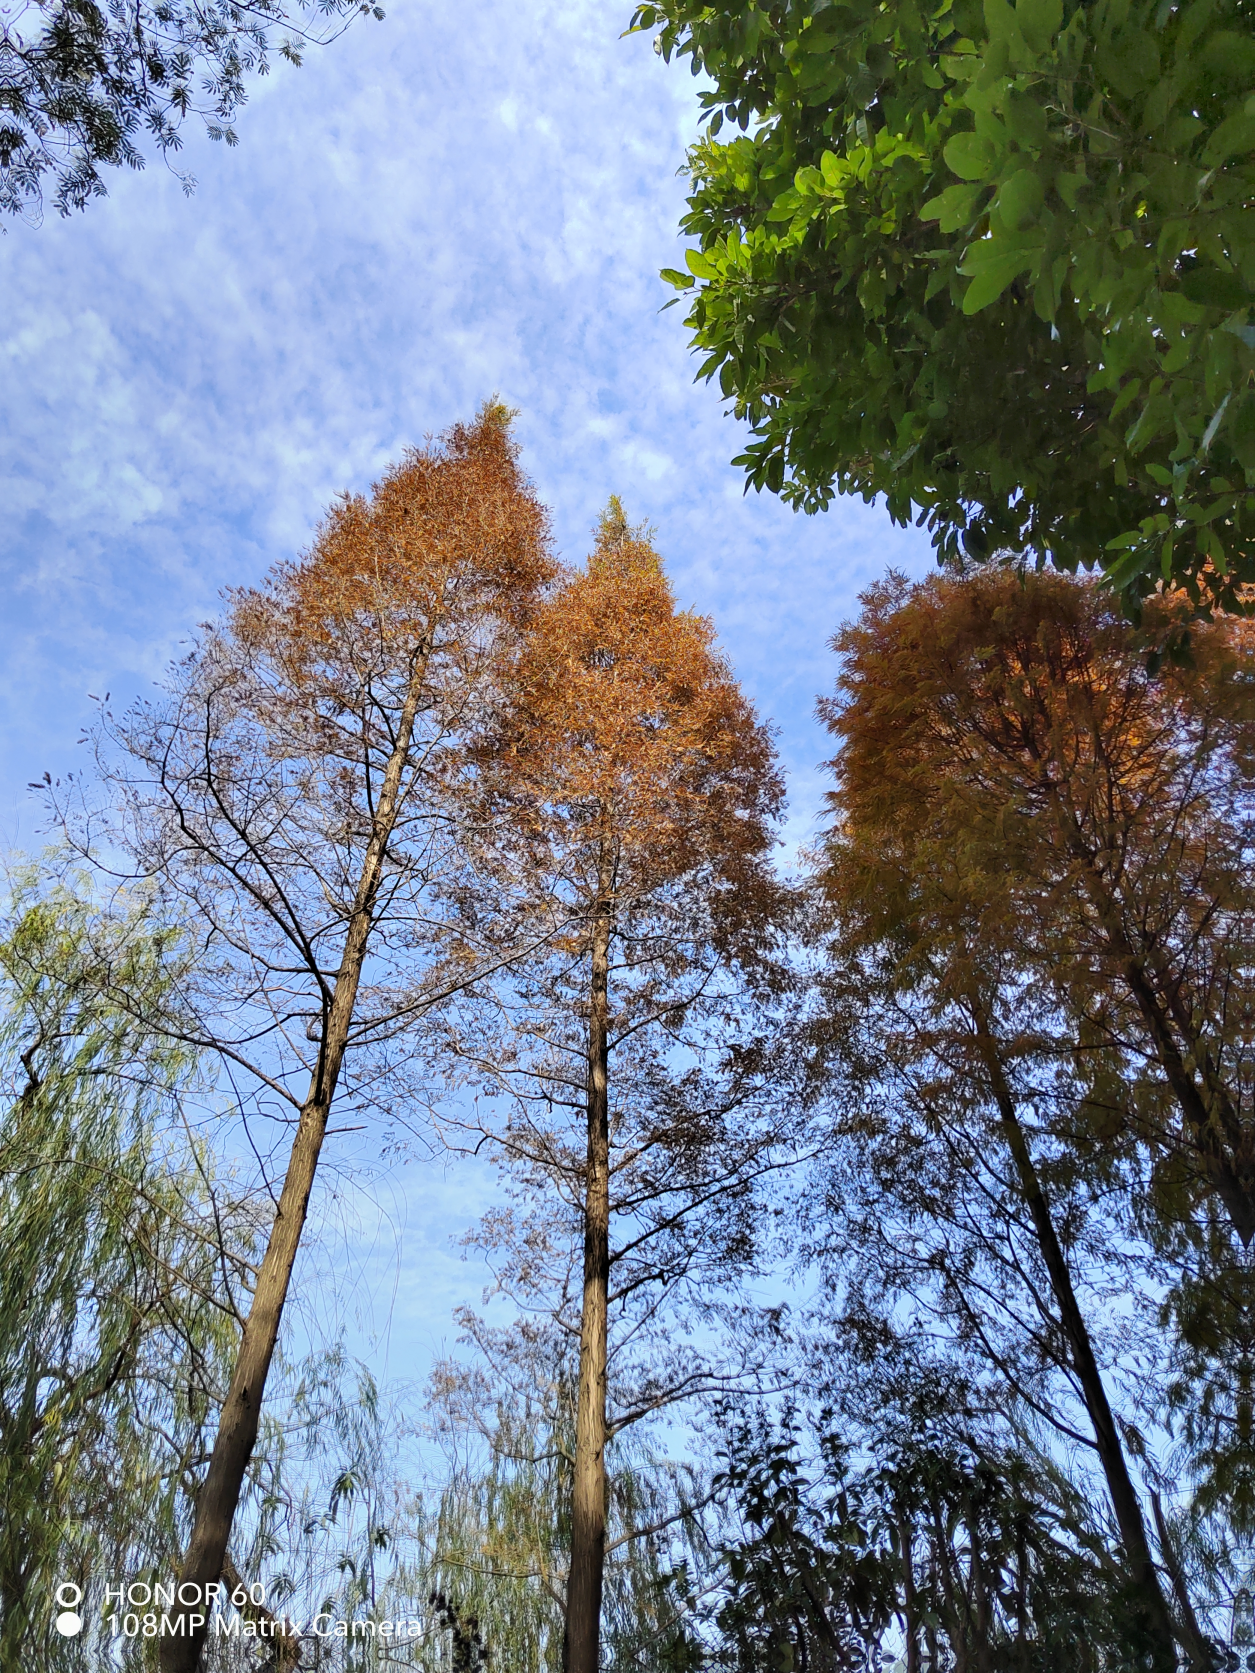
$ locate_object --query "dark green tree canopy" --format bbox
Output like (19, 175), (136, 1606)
(0, 0), (381, 219)
(638, 0), (1255, 612)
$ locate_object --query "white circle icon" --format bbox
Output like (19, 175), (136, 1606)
(54, 1612), (83, 1637)
(55, 1583), (82, 1609)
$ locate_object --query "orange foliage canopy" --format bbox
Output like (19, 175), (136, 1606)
(821, 567), (1255, 1239)
(490, 500), (784, 926)
(229, 403), (556, 714)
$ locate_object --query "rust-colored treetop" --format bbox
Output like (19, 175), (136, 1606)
(819, 566), (1255, 1241)
(820, 570), (1247, 958)
(491, 499), (783, 907)
(228, 402), (556, 709)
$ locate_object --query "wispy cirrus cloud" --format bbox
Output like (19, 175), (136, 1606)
(0, 0), (930, 852)
(0, 0), (932, 1371)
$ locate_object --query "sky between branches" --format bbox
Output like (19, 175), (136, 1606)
(0, 0), (932, 1398)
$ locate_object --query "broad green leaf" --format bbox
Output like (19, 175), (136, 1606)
(1204, 111), (1255, 164)
(1097, 29), (1160, 97)
(1201, 393), (1232, 454)
(921, 181), (986, 231)
(1032, 254), (1067, 322)
(983, 0), (1017, 43)
(1103, 542), (1154, 588)
(1159, 289), (1206, 326)
(1109, 378), (1142, 421)
(1231, 393), (1255, 466)
(944, 131), (998, 180)
(820, 150), (844, 186)
(1180, 267), (1250, 310)
(1015, 0), (1062, 53)
(994, 167), (1044, 232)
(942, 52), (981, 78)
(958, 238), (1036, 311)
(1003, 90), (1048, 149)
(1055, 170), (1086, 210)
(766, 189), (803, 221)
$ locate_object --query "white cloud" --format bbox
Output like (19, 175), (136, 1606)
(0, 0), (934, 1374)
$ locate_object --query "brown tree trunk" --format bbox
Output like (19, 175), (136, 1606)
(161, 660), (429, 1673)
(564, 841), (613, 1673)
(929, 1501), (969, 1673)
(924, 1551), (940, 1673)
(970, 1020), (1191, 1673)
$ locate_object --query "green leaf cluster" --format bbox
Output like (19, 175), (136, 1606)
(708, 1416), (1140, 1670)
(0, 0), (381, 220)
(637, 0), (1255, 611)
(0, 870), (250, 1665)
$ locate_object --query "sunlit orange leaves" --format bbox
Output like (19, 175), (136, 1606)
(489, 500), (783, 912)
(228, 402), (556, 706)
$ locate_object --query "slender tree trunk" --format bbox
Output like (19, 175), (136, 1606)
(970, 1519), (992, 1673)
(1051, 794), (1255, 1241)
(970, 1018), (1192, 1673)
(929, 1502), (969, 1673)
(161, 658), (429, 1673)
(898, 1508), (920, 1673)
(564, 840), (613, 1673)
(924, 1549), (940, 1673)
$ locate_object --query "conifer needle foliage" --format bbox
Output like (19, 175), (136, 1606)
(804, 567), (1255, 1666)
(51, 404), (557, 1672)
(449, 502), (791, 1673)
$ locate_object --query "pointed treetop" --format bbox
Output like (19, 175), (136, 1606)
(477, 395), (520, 438)
(592, 497), (660, 576)
(444, 396), (523, 468)
(229, 401), (555, 668)
(596, 495), (631, 549)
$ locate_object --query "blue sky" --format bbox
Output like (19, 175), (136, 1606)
(1, 0), (932, 1396)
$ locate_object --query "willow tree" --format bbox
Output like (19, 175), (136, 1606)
(55, 405), (556, 1671)
(0, 869), (251, 1667)
(394, 1374), (707, 1673)
(451, 504), (789, 1673)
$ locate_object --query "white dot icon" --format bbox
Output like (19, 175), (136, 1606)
(54, 1585), (84, 1636)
